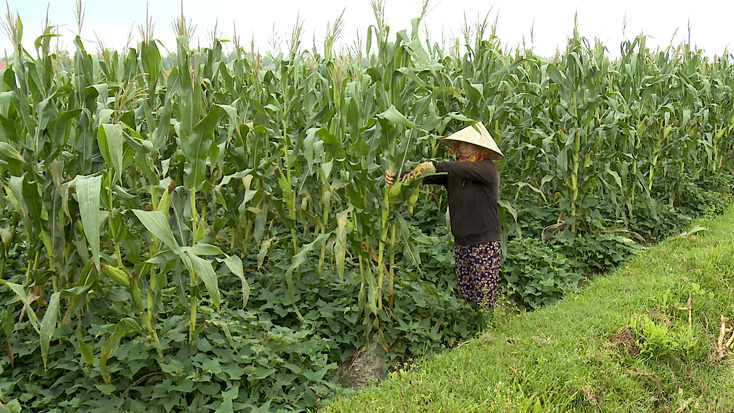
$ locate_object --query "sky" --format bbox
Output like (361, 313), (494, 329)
(1, 0), (732, 59)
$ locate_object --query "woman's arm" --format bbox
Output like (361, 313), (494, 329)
(433, 160), (497, 185)
(384, 163), (447, 187)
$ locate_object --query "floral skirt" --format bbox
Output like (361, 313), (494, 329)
(454, 241), (501, 308)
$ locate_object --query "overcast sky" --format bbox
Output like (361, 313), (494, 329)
(1, 0), (731, 58)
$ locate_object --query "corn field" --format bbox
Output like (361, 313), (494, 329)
(1, 6), (733, 412)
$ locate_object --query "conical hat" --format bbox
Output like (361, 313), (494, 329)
(441, 122), (504, 160)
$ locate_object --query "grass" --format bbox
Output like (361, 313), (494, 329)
(321, 207), (734, 412)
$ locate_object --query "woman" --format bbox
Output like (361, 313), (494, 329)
(385, 122), (503, 329)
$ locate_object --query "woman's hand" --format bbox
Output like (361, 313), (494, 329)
(404, 161), (435, 181)
(385, 170), (396, 187)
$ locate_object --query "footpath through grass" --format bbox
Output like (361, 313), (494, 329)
(322, 207), (734, 412)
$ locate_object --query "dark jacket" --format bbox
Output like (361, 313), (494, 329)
(422, 159), (502, 245)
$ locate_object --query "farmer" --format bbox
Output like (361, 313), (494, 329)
(385, 122), (503, 329)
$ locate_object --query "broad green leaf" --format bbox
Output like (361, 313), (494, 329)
(99, 327), (124, 384)
(677, 226), (708, 239)
(176, 35), (196, 136)
(76, 175), (102, 269)
(214, 104), (239, 141)
(77, 336), (94, 366)
(378, 105), (416, 128)
(285, 233), (330, 302)
(395, 213), (420, 267)
(606, 166), (623, 191)
(257, 237), (275, 270)
(546, 63), (566, 86)
(303, 128), (317, 172)
(0, 281), (40, 333)
(0, 227), (11, 245)
(0, 142), (24, 163)
(405, 40), (440, 72)
(122, 125), (154, 153)
(321, 160), (334, 180)
(250, 366), (276, 379)
(514, 182), (548, 203)
(133, 210), (181, 254)
(94, 384), (117, 396)
(93, 108), (114, 128)
(184, 248), (221, 312)
(191, 243), (224, 256)
(182, 106), (221, 191)
(396, 67), (429, 89)
(215, 169), (253, 190)
(445, 112), (475, 123)
(209, 319), (237, 349)
(0, 91), (11, 116)
(221, 254), (250, 308)
(152, 94), (174, 151)
(556, 146), (570, 180)
(317, 127), (346, 159)
(237, 190), (259, 212)
(97, 124), (125, 185)
(49, 160), (64, 192)
(40, 292), (60, 369)
(499, 200), (521, 239)
(8, 176), (29, 224)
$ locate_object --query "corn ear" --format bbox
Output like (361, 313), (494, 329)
(407, 186), (419, 213)
(388, 181), (403, 198)
(100, 263), (131, 287)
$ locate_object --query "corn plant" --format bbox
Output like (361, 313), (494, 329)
(1, 5), (734, 411)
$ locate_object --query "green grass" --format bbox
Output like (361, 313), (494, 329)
(322, 208), (734, 412)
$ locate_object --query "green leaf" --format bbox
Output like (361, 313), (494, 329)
(0, 91), (12, 116)
(201, 358), (223, 374)
(222, 364), (247, 380)
(152, 95), (173, 151)
(133, 210), (181, 255)
(215, 399), (234, 413)
(75, 175), (103, 269)
(191, 243), (224, 256)
(499, 200), (521, 240)
(183, 248), (221, 312)
(222, 386), (239, 400)
(395, 214), (420, 267)
(99, 327), (124, 384)
(378, 105), (416, 128)
(317, 127), (346, 159)
(0, 142), (24, 163)
(94, 384), (117, 396)
(181, 106), (221, 191)
(122, 125), (154, 153)
(215, 169), (254, 190)
(78, 336), (94, 366)
(285, 233), (330, 300)
(546, 63), (566, 86)
(257, 237), (275, 270)
(97, 124), (125, 185)
(605, 165), (623, 191)
(250, 366), (276, 379)
(0, 281), (40, 333)
(221, 254), (250, 307)
(40, 292), (60, 369)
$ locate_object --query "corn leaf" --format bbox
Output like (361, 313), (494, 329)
(183, 248), (221, 312)
(221, 254), (250, 308)
(40, 292), (60, 369)
(133, 210), (181, 255)
(75, 175), (102, 269)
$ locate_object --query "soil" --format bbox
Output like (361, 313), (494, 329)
(609, 325), (641, 357)
(335, 342), (387, 388)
